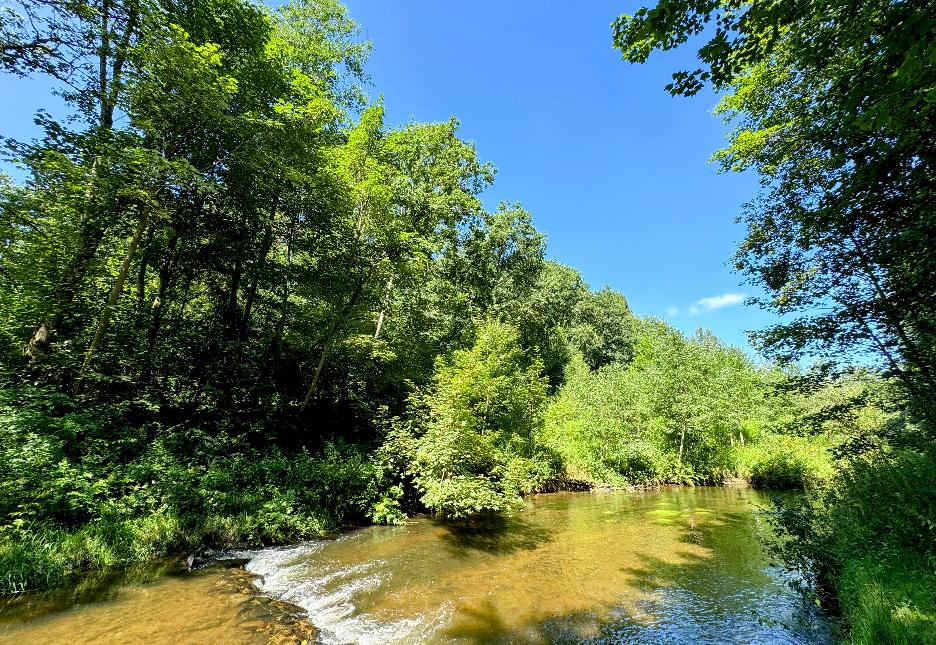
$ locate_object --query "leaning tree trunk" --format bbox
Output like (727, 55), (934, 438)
(74, 207), (148, 394)
(241, 226), (274, 339)
(45, 3), (139, 347)
(298, 279), (365, 414)
(373, 273), (394, 339)
(140, 231), (179, 383)
(298, 191), (371, 414)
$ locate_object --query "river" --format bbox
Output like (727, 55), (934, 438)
(0, 487), (836, 644)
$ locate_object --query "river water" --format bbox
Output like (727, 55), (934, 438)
(0, 487), (836, 644)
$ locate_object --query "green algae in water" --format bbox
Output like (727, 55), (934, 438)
(246, 487), (836, 644)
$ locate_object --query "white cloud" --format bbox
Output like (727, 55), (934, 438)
(689, 292), (746, 314)
(665, 306), (679, 317)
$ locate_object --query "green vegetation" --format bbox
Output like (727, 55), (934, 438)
(0, 387), (389, 592)
(1, 0), (798, 591)
(386, 321), (553, 519)
(544, 323), (766, 486)
(0, 3), (932, 644)
(613, 0), (936, 641)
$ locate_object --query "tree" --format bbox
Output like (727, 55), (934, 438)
(612, 0), (936, 430)
(570, 286), (636, 371)
(406, 321), (550, 519)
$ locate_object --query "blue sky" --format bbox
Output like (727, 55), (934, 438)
(0, 0), (775, 352)
(343, 0), (772, 351)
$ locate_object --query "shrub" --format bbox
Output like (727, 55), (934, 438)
(741, 434), (834, 490)
(399, 321), (554, 519)
(0, 386), (398, 591)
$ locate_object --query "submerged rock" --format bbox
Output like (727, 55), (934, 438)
(185, 554), (208, 571)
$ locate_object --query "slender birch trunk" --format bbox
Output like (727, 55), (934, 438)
(74, 207), (148, 394)
(374, 273), (394, 339)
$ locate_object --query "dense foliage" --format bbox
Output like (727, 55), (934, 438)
(0, 0), (731, 591)
(0, 0), (894, 623)
(384, 322), (553, 519)
(544, 322), (764, 485)
(613, 0), (936, 641)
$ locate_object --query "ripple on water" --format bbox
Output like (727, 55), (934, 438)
(240, 488), (838, 645)
(245, 543), (452, 644)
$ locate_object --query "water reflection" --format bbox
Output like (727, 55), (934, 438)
(438, 515), (554, 557)
(0, 559), (316, 645)
(246, 487), (837, 644)
(0, 559), (181, 626)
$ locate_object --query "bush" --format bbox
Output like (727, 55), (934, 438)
(0, 386), (399, 592)
(395, 321), (555, 519)
(541, 331), (768, 487)
(741, 434), (834, 490)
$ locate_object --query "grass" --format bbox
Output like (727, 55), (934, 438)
(0, 506), (338, 595)
(0, 512), (184, 594)
(838, 555), (936, 644)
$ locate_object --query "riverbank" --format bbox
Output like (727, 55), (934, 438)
(6, 460), (931, 645)
(0, 445), (831, 601)
(771, 446), (936, 644)
(0, 470), (801, 599)
(0, 385), (881, 643)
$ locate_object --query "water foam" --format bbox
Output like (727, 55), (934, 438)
(241, 540), (450, 645)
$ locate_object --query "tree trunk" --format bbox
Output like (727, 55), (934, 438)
(25, 324), (50, 362)
(269, 282), (290, 358)
(140, 231), (179, 382)
(299, 331), (335, 413)
(51, 159), (106, 337)
(268, 236), (293, 359)
(225, 259), (242, 339)
(135, 224), (154, 314)
(74, 207), (148, 394)
(299, 278), (365, 414)
(374, 273), (394, 339)
(241, 226), (274, 339)
(98, 0), (111, 127)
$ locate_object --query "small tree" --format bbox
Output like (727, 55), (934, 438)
(410, 320), (549, 519)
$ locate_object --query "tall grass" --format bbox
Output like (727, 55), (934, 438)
(771, 446), (936, 644)
(838, 556), (936, 644)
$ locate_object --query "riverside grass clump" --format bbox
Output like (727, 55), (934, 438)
(837, 555), (936, 645)
(771, 447), (936, 644)
(738, 434), (834, 490)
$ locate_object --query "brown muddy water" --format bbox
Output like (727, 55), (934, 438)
(0, 487), (836, 644)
